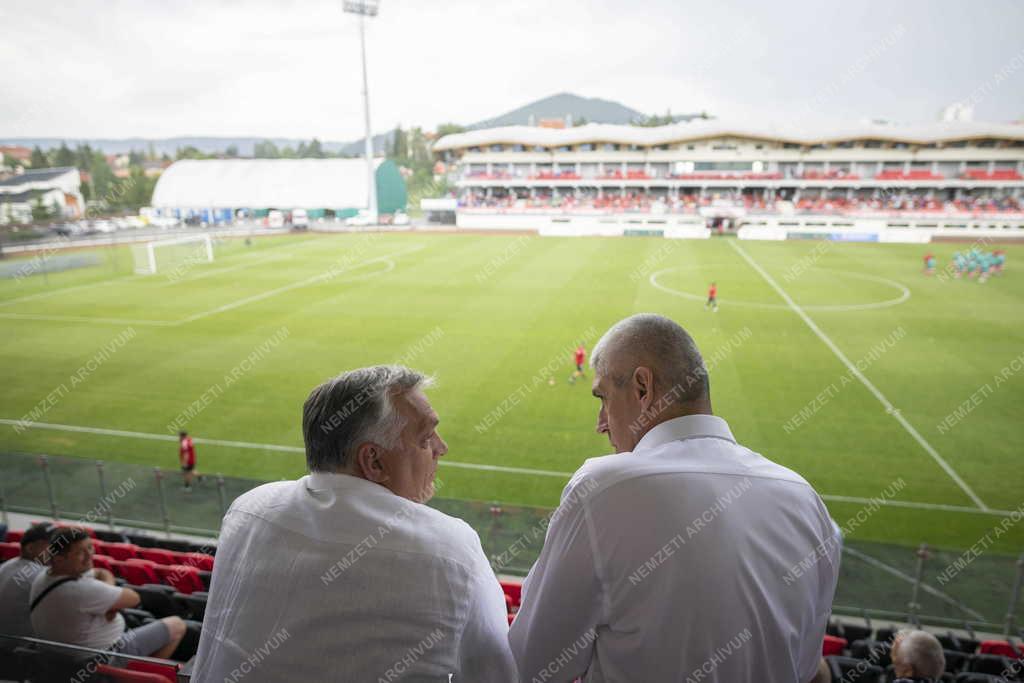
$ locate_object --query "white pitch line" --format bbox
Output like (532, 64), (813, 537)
(0, 275), (145, 308)
(0, 312), (173, 326)
(150, 253), (295, 288)
(728, 239), (989, 511)
(2, 418), (1017, 508)
(0, 418), (572, 479)
(173, 245), (423, 325)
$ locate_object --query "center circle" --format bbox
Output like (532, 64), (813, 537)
(649, 264), (911, 312)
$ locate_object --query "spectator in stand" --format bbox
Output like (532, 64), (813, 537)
(891, 630), (945, 682)
(192, 365), (516, 682)
(29, 527), (185, 657)
(0, 523), (53, 636)
(509, 314), (840, 682)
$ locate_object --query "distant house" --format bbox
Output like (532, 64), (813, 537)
(0, 167), (84, 224)
(0, 145), (32, 164)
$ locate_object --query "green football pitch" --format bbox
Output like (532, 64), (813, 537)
(1, 231), (1022, 556)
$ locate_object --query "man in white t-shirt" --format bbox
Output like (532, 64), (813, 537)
(29, 527), (186, 658)
(0, 523), (53, 637)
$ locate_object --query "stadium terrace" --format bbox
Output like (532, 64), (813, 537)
(434, 119), (1024, 236)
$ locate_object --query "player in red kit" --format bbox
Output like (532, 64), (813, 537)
(568, 343), (587, 384)
(179, 431), (199, 491)
(705, 282), (718, 312)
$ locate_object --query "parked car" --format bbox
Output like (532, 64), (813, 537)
(266, 210), (284, 228)
(344, 209), (374, 227)
(291, 209), (309, 229)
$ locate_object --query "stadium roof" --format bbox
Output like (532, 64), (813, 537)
(433, 120), (1024, 151)
(150, 158), (386, 209)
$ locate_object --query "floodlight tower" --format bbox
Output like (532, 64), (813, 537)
(344, 0), (380, 223)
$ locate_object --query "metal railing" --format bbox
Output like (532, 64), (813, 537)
(2, 450), (1021, 635)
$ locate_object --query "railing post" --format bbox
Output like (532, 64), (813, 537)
(153, 468), (171, 538)
(95, 461), (115, 530)
(907, 543), (929, 627)
(39, 455), (58, 520)
(1004, 553), (1024, 637)
(216, 474), (227, 520)
(0, 477), (8, 528)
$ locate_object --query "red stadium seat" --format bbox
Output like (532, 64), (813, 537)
(138, 548), (176, 565)
(979, 640), (1019, 658)
(91, 554), (115, 572)
(5, 530), (24, 543)
(118, 559), (161, 585)
(125, 660), (179, 683)
(171, 551), (214, 571)
(0, 542), (20, 561)
(95, 664), (169, 682)
(155, 564), (205, 594)
(822, 635), (847, 656)
(500, 580), (522, 609)
(104, 543), (141, 561)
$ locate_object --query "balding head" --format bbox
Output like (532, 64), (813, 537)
(892, 630), (945, 680)
(591, 314), (710, 452)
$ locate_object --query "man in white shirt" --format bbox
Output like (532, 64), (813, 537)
(192, 365), (517, 682)
(509, 314), (840, 682)
(0, 523), (52, 637)
(29, 526), (186, 658)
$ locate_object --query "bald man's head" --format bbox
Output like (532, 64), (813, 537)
(591, 314), (710, 452)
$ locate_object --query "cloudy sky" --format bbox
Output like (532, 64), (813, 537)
(2, 0), (1023, 141)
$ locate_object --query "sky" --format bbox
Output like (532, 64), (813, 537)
(2, 0), (1023, 142)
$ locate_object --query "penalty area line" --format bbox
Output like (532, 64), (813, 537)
(727, 239), (989, 511)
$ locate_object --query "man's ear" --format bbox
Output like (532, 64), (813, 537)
(354, 442), (388, 484)
(632, 366), (654, 411)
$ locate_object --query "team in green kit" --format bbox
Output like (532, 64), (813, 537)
(934, 248), (1007, 282)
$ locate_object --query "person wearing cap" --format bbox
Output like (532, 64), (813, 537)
(0, 523), (53, 636)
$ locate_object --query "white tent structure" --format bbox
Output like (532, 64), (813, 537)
(150, 158), (386, 212)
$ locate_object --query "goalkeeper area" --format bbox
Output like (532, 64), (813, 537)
(1, 231), (1022, 613)
(131, 234), (214, 275)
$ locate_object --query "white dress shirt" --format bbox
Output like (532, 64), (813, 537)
(509, 415), (840, 683)
(192, 471), (517, 683)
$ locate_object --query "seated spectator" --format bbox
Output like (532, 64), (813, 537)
(192, 365), (516, 682)
(891, 630), (945, 682)
(0, 523), (53, 636)
(29, 527), (185, 658)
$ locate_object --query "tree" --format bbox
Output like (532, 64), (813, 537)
(306, 138), (324, 158)
(254, 140), (280, 158)
(436, 123), (466, 137)
(55, 142), (75, 167)
(225, 144), (239, 158)
(30, 145), (48, 168)
(128, 148), (145, 166)
(175, 146), (207, 160)
(31, 196), (55, 222)
(573, 116), (588, 127)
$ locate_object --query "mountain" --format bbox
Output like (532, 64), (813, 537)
(469, 92), (644, 129)
(0, 134), (394, 157)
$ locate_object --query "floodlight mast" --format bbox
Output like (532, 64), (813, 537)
(344, 0), (380, 224)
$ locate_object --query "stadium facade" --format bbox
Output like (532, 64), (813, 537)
(150, 158), (407, 224)
(433, 120), (1024, 238)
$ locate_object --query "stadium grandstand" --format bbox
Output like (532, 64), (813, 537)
(149, 158), (408, 225)
(434, 119), (1024, 236)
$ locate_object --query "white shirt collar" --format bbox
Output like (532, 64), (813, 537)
(632, 414), (736, 453)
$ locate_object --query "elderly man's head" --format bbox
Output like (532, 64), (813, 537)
(303, 365), (447, 503)
(892, 630), (945, 680)
(591, 314), (710, 452)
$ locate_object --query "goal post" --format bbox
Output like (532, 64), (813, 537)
(132, 234), (214, 275)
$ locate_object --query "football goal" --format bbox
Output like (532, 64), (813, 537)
(132, 234), (214, 275)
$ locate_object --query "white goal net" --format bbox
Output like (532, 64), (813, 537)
(132, 234), (214, 275)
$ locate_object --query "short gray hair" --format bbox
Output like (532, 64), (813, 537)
(592, 313), (708, 402)
(302, 365), (434, 472)
(894, 630), (945, 679)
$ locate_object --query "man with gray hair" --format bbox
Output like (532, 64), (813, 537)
(891, 630), (946, 682)
(192, 365), (517, 682)
(510, 314), (840, 682)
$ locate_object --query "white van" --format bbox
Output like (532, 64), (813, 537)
(291, 209), (309, 229)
